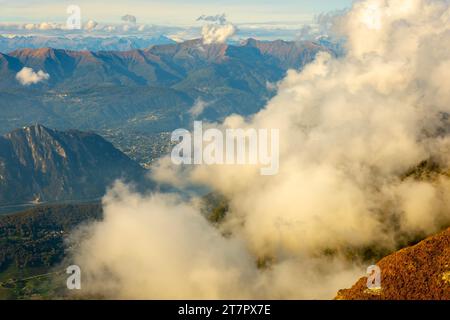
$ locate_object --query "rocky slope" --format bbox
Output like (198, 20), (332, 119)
(336, 227), (450, 300)
(0, 124), (145, 206)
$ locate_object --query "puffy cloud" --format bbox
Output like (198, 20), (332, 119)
(71, 0), (450, 299)
(197, 14), (227, 24)
(84, 20), (98, 31)
(105, 25), (116, 33)
(201, 23), (236, 45)
(23, 23), (36, 30)
(20, 22), (61, 31)
(198, 13), (237, 44)
(15, 22), (64, 31)
(122, 14), (137, 24)
(293, 9), (347, 41)
(69, 183), (258, 299)
(70, 182), (360, 299)
(16, 67), (50, 85)
(38, 22), (55, 30)
(189, 99), (209, 117)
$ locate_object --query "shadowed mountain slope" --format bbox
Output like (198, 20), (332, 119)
(0, 124), (145, 206)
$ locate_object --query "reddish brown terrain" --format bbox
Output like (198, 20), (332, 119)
(336, 228), (450, 300)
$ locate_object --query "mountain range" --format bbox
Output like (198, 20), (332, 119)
(0, 35), (176, 53)
(0, 38), (333, 164)
(0, 39), (329, 90)
(0, 39), (333, 206)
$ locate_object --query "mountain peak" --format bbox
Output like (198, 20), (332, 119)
(11, 47), (59, 59)
(23, 123), (50, 131)
(9, 123), (54, 135)
(0, 125), (146, 206)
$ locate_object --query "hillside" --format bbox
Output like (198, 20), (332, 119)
(0, 39), (333, 165)
(0, 203), (102, 299)
(336, 227), (450, 300)
(0, 124), (145, 206)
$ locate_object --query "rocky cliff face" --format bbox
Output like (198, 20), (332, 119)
(0, 124), (145, 205)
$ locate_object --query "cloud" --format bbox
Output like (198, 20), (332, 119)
(71, 0), (450, 299)
(201, 23), (236, 45)
(294, 9), (347, 41)
(137, 24), (147, 32)
(20, 22), (61, 31)
(69, 182), (360, 299)
(0, 20), (170, 38)
(188, 99), (209, 117)
(69, 183), (258, 299)
(104, 25), (116, 33)
(16, 67), (50, 85)
(23, 23), (35, 30)
(198, 13), (237, 44)
(197, 14), (227, 24)
(38, 22), (55, 30)
(84, 20), (98, 31)
(122, 14), (137, 24)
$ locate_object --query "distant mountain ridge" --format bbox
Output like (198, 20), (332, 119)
(0, 38), (333, 90)
(0, 35), (176, 53)
(243, 38), (328, 69)
(0, 124), (145, 206)
(0, 39), (334, 164)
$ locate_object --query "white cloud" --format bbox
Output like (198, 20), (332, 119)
(84, 20), (98, 31)
(19, 22), (62, 31)
(122, 14), (137, 24)
(197, 14), (227, 24)
(105, 25), (116, 32)
(23, 23), (35, 30)
(201, 23), (236, 44)
(70, 182), (360, 299)
(16, 67), (50, 85)
(38, 22), (55, 30)
(189, 99), (209, 117)
(198, 13), (237, 44)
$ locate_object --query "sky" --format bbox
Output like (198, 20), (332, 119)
(0, 0), (354, 25)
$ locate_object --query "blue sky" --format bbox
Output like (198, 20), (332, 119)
(0, 0), (354, 25)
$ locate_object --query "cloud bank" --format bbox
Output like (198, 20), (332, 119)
(70, 0), (450, 299)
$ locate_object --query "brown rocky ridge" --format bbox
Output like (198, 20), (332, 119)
(336, 227), (450, 300)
